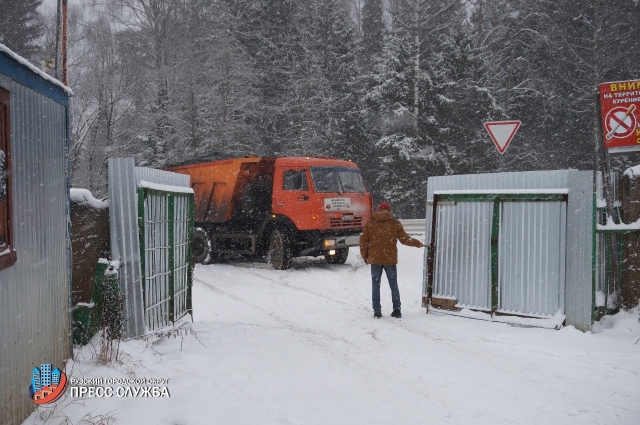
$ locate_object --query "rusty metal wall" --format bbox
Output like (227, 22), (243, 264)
(0, 76), (70, 424)
(424, 170), (594, 331)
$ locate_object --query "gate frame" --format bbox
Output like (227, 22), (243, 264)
(427, 191), (568, 316)
(138, 186), (194, 329)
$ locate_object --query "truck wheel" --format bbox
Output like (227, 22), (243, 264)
(192, 227), (211, 264)
(325, 248), (349, 265)
(267, 229), (292, 270)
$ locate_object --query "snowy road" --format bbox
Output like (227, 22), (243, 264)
(27, 242), (640, 425)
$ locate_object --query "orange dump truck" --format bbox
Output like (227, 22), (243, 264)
(166, 157), (373, 269)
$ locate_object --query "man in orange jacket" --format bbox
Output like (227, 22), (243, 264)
(359, 202), (424, 318)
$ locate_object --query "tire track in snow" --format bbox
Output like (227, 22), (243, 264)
(195, 270), (632, 417)
(243, 268), (368, 311)
(193, 275), (450, 420)
(195, 276), (359, 349)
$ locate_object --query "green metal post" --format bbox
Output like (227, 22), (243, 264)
(618, 234), (624, 300)
(490, 200), (501, 315)
(187, 194), (194, 316)
(138, 188), (147, 328)
(595, 200), (601, 323)
(168, 194), (175, 323)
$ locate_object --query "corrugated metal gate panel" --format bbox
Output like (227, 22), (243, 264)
(433, 202), (492, 310)
(498, 202), (567, 317)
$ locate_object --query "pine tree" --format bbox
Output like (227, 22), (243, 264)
(0, 0), (43, 60)
(361, 0), (384, 65)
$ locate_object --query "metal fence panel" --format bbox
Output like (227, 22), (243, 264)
(565, 171), (596, 331)
(173, 194), (192, 318)
(498, 202), (567, 317)
(110, 159), (193, 336)
(142, 191), (171, 330)
(108, 158), (145, 337)
(0, 76), (70, 425)
(135, 166), (190, 188)
(433, 202), (492, 310)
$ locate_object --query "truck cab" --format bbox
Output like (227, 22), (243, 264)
(269, 157), (373, 265)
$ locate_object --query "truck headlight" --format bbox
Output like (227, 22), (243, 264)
(324, 239), (336, 247)
(329, 250), (336, 255)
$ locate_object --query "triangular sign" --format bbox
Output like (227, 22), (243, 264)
(484, 120), (521, 154)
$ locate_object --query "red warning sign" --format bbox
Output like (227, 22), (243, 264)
(599, 80), (640, 153)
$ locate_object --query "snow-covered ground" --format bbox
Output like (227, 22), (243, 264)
(26, 241), (640, 425)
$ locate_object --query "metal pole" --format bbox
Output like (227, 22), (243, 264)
(54, 0), (62, 80)
(426, 195), (439, 313)
(594, 91), (622, 305)
(61, 0), (68, 86)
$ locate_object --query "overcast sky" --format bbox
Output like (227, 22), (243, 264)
(40, 0), (81, 12)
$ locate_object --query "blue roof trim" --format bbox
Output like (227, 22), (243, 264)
(0, 53), (69, 106)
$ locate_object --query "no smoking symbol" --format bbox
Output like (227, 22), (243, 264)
(605, 105), (637, 139)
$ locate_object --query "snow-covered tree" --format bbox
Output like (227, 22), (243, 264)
(0, 0), (43, 61)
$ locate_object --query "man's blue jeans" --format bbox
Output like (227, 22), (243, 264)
(371, 264), (400, 313)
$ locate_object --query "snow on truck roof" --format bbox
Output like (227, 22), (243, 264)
(0, 43), (73, 96)
(276, 157), (358, 168)
(167, 156), (359, 170)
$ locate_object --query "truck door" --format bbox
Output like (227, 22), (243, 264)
(273, 168), (317, 230)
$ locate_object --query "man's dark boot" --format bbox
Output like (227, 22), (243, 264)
(374, 311), (382, 318)
(390, 309), (401, 318)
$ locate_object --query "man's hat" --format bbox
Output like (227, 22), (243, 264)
(378, 202), (391, 211)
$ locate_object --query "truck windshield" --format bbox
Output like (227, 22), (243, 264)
(310, 167), (366, 193)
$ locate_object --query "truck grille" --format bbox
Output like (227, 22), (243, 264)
(329, 216), (363, 228)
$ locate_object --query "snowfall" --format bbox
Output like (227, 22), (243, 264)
(25, 238), (640, 425)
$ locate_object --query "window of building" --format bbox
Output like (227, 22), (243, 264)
(283, 170), (308, 191)
(0, 87), (16, 270)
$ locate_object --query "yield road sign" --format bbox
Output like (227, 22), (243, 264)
(484, 121), (521, 154)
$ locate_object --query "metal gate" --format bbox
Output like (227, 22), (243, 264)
(139, 186), (194, 331)
(432, 202), (493, 310)
(498, 202), (566, 316)
(427, 191), (568, 317)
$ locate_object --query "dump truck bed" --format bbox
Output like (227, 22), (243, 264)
(167, 157), (275, 223)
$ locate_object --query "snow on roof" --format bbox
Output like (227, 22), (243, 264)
(0, 43), (73, 96)
(139, 180), (194, 194)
